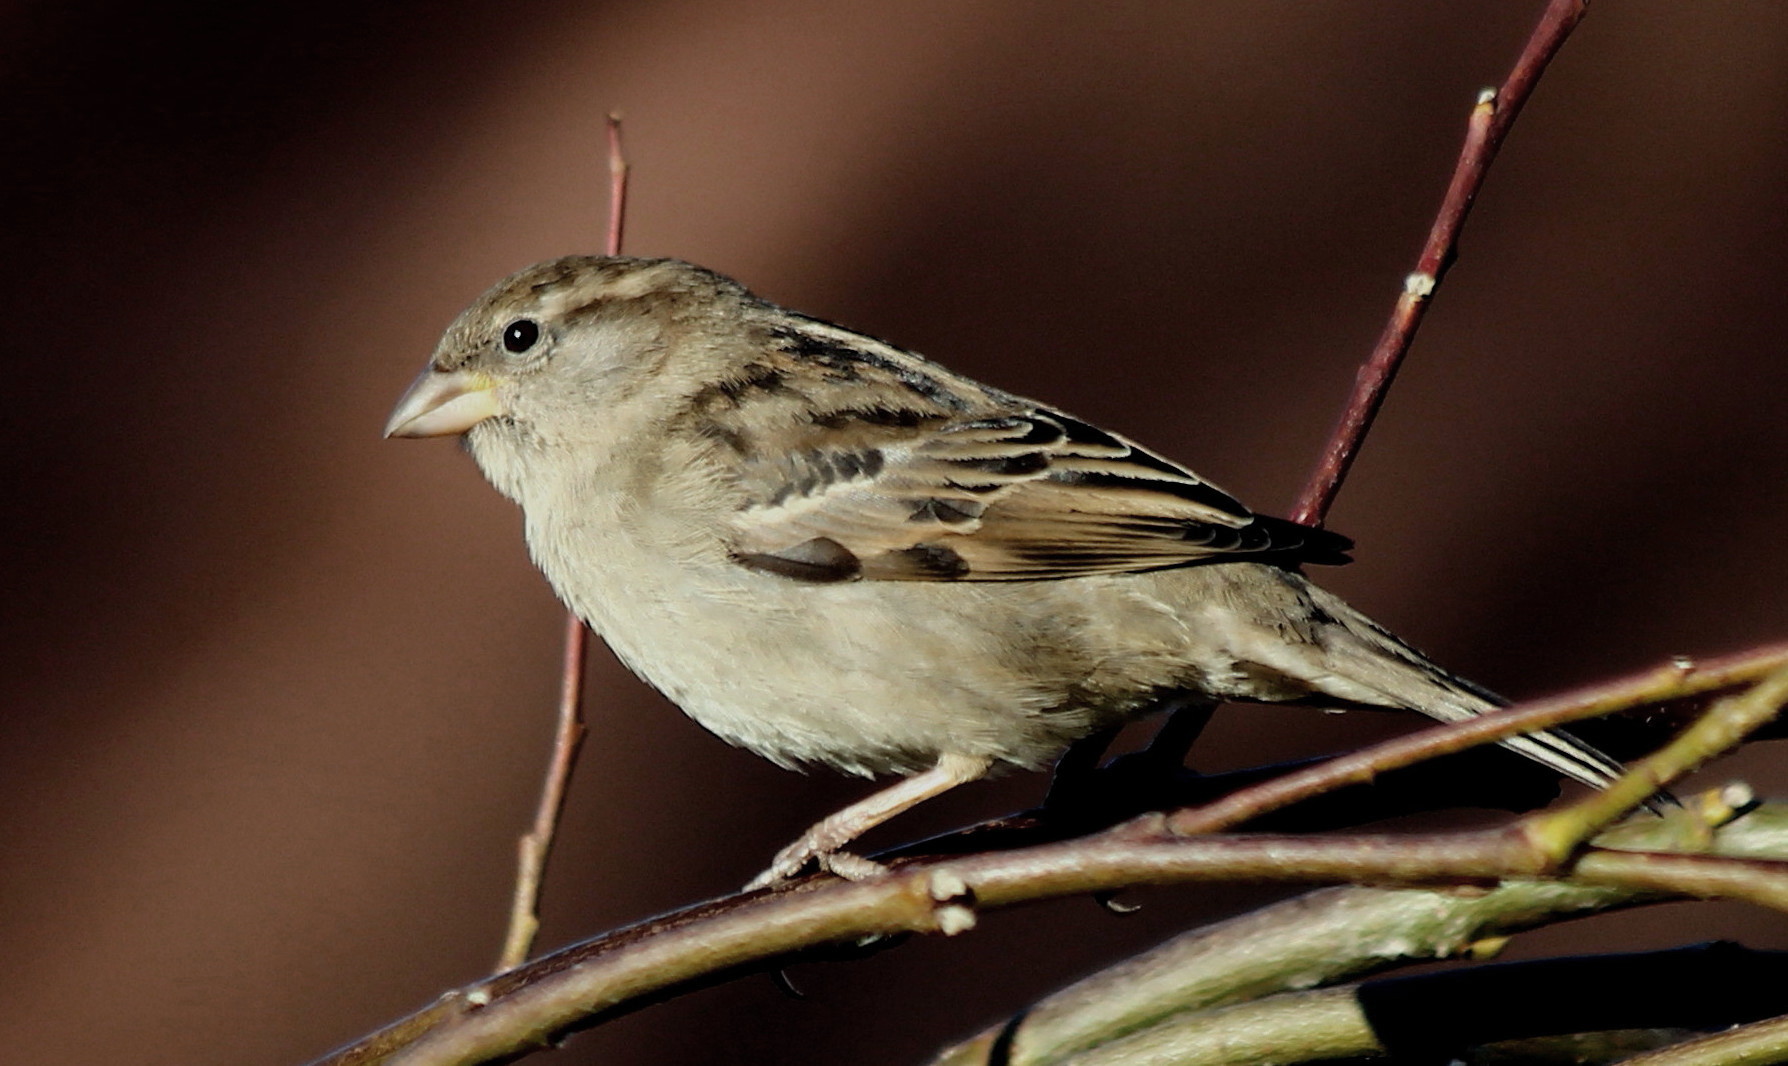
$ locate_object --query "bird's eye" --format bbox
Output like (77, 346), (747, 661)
(502, 319), (541, 354)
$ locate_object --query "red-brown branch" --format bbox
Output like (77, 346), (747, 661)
(604, 114), (628, 258)
(1290, 0), (1588, 526)
(494, 115), (631, 974)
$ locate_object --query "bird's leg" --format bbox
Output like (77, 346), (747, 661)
(1042, 725), (1124, 811)
(1045, 698), (1216, 819)
(1138, 698), (1217, 771)
(1110, 697), (1217, 810)
(746, 752), (993, 890)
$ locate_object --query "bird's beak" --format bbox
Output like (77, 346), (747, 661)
(384, 367), (505, 438)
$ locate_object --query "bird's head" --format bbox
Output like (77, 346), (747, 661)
(384, 255), (759, 441)
(385, 255), (759, 494)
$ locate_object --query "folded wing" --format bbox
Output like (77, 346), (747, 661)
(728, 406), (1351, 583)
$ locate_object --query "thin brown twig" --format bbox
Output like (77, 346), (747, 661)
(1163, 643), (1788, 837)
(493, 115), (631, 974)
(1290, 0), (1588, 526)
(494, 612), (591, 973)
(604, 114), (629, 258)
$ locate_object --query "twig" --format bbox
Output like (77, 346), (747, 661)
(494, 612), (591, 973)
(494, 115), (631, 974)
(1290, 0), (1588, 526)
(604, 115), (629, 258)
(1164, 643), (1788, 837)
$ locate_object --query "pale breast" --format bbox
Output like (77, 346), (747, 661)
(523, 492), (1207, 774)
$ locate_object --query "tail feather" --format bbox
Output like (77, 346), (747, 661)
(1498, 725), (1626, 791)
(1290, 576), (1663, 804)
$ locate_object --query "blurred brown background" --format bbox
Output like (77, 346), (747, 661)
(4, 2), (1787, 1063)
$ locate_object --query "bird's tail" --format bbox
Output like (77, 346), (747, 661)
(1287, 576), (1635, 796)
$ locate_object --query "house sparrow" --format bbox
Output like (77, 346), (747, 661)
(386, 255), (1624, 887)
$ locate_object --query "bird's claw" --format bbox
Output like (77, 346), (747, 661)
(744, 845), (888, 891)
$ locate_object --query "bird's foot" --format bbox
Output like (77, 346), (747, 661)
(745, 842), (887, 891)
(818, 850), (888, 881)
(744, 755), (992, 889)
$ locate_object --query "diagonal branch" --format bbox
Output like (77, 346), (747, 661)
(1163, 644), (1788, 837)
(1291, 0), (1588, 526)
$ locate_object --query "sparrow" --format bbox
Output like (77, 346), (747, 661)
(385, 255), (1625, 887)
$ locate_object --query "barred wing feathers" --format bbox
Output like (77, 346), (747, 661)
(727, 405), (1351, 584)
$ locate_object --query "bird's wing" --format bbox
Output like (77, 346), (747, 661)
(725, 407), (1350, 582)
